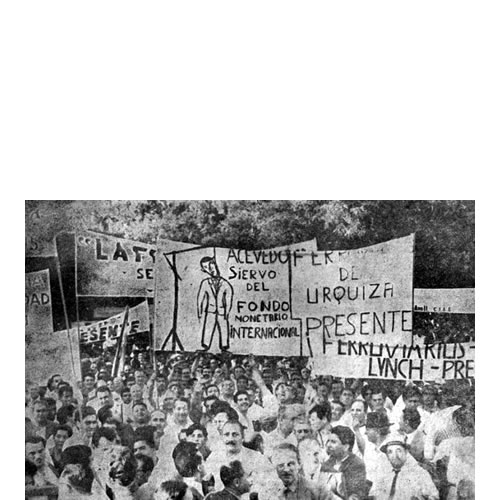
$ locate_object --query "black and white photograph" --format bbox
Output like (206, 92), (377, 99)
(25, 200), (475, 500)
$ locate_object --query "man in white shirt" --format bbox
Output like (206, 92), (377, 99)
(205, 420), (277, 493)
(370, 432), (438, 500)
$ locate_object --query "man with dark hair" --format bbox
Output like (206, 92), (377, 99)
(309, 403), (331, 449)
(271, 442), (335, 500)
(154, 480), (190, 500)
(107, 445), (139, 498)
(90, 385), (123, 421)
(57, 385), (75, 410)
(49, 424), (73, 475)
(172, 441), (205, 499)
(57, 404), (77, 428)
(205, 460), (251, 500)
(233, 390), (254, 438)
(186, 423), (211, 460)
(263, 404), (301, 456)
(25, 435), (59, 486)
(63, 406), (98, 449)
(134, 432), (157, 462)
(399, 407), (425, 462)
(320, 425), (368, 499)
(132, 401), (152, 430)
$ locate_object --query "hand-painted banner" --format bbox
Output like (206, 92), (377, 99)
(310, 339), (475, 381)
(414, 288), (475, 314)
(25, 329), (81, 386)
(25, 207), (58, 257)
(292, 235), (415, 357)
(80, 301), (150, 344)
(76, 231), (157, 297)
(154, 240), (317, 354)
(26, 270), (53, 334)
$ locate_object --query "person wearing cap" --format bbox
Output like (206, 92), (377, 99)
(320, 425), (368, 500)
(370, 432), (438, 500)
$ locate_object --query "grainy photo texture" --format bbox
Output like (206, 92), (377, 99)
(25, 200), (475, 500)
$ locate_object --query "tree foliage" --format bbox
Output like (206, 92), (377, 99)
(26, 200), (474, 288)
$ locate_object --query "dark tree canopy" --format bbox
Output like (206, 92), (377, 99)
(26, 200), (474, 288)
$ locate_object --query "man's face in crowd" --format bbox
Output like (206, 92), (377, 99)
(214, 412), (229, 433)
(405, 395), (421, 411)
(386, 444), (408, 470)
(173, 401), (189, 423)
(330, 402), (344, 422)
(188, 429), (206, 449)
(309, 412), (327, 433)
(331, 382), (344, 401)
(181, 368), (191, 382)
(169, 384), (181, 398)
(98, 390), (112, 408)
(135, 371), (147, 387)
(262, 369), (273, 386)
(83, 376), (94, 391)
(370, 392), (385, 411)
(222, 380), (235, 397)
(233, 366), (245, 379)
(350, 400), (366, 422)
(213, 367), (223, 379)
(316, 384), (329, 402)
(54, 429), (70, 450)
(121, 390), (132, 404)
(236, 378), (248, 393)
(26, 441), (45, 468)
(133, 404), (150, 425)
(279, 410), (295, 435)
(340, 390), (354, 408)
(294, 421), (312, 442)
(365, 426), (379, 444)
(236, 393), (250, 413)
(161, 390), (176, 412)
(202, 367), (212, 379)
(33, 403), (48, 425)
(273, 449), (300, 487)
(82, 414), (98, 438)
(422, 389), (437, 407)
(156, 377), (166, 392)
(151, 411), (166, 429)
(130, 385), (143, 402)
(97, 436), (115, 453)
(246, 388), (256, 406)
(276, 384), (292, 404)
(399, 416), (413, 435)
(223, 422), (243, 455)
(206, 386), (219, 398)
(325, 433), (348, 460)
(134, 440), (155, 459)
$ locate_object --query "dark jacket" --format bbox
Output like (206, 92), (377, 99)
(320, 452), (368, 499)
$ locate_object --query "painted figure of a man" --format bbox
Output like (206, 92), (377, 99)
(197, 256), (233, 351)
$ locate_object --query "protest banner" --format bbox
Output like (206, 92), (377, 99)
(25, 329), (81, 386)
(310, 339), (475, 381)
(291, 235), (415, 357)
(154, 240), (317, 354)
(414, 288), (475, 314)
(25, 206), (58, 257)
(76, 231), (157, 297)
(79, 301), (150, 344)
(25, 269), (53, 335)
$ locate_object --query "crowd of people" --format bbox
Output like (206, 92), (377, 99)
(26, 347), (475, 500)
